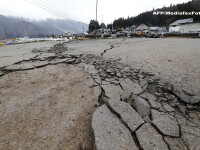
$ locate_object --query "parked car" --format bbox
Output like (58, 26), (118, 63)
(117, 32), (126, 37)
(6, 41), (14, 45)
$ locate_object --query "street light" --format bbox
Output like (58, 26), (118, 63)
(95, 0), (98, 34)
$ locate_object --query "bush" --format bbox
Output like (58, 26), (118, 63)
(0, 42), (5, 46)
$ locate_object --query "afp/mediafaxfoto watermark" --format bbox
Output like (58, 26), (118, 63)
(153, 11), (200, 15)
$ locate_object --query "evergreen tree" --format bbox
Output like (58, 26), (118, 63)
(88, 20), (100, 33)
(100, 23), (106, 29)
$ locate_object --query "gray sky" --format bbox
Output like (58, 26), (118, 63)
(0, 0), (190, 24)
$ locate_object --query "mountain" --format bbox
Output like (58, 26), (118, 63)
(111, 0), (200, 28)
(0, 14), (64, 39)
(32, 19), (88, 34)
(0, 14), (88, 39)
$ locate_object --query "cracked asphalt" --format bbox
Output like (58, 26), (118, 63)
(66, 38), (200, 94)
(0, 41), (61, 68)
(0, 39), (199, 150)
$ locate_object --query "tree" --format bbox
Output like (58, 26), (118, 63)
(88, 20), (100, 33)
(107, 24), (113, 30)
(100, 23), (106, 29)
(110, 0), (200, 28)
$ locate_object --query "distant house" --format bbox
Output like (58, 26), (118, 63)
(94, 28), (112, 36)
(130, 25), (136, 31)
(64, 32), (73, 37)
(169, 18), (200, 33)
(149, 27), (160, 32)
(135, 24), (148, 31)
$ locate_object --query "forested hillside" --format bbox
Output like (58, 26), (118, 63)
(111, 0), (200, 28)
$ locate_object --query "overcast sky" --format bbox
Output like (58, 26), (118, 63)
(0, 0), (190, 24)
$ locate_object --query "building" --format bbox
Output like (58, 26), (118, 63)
(135, 24), (148, 31)
(169, 18), (200, 33)
(149, 27), (160, 32)
(130, 25), (136, 31)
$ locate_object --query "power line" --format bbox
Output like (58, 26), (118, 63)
(25, 0), (75, 21)
(25, 0), (71, 20)
(31, 0), (83, 21)
(25, 0), (83, 22)
(31, 0), (80, 21)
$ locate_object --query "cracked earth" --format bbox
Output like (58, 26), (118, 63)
(0, 39), (200, 150)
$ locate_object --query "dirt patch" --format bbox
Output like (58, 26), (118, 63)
(0, 63), (101, 150)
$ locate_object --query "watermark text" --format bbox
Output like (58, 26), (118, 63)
(153, 11), (200, 15)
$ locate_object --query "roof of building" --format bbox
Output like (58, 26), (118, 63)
(131, 25), (136, 28)
(135, 24), (148, 31)
(169, 18), (193, 26)
(149, 27), (160, 31)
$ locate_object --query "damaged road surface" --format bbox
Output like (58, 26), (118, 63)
(0, 40), (200, 150)
(0, 43), (102, 150)
(0, 64), (101, 150)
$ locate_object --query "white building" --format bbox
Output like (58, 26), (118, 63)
(169, 18), (200, 33)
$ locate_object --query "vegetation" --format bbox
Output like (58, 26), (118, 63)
(109, 0), (200, 29)
(100, 23), (106, 29)
(88, 20), (100, 33)
(0, 42), (4, 46)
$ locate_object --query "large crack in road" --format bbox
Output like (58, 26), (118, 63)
(0, 41), (199, 150)
(100, 40), (122, 57)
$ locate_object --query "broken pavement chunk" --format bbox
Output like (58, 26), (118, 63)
(83, 63), (98, 74)
(92, 105), (139, 150)
(146, 92), (162, 109)
(163, 103), (175, 112)
(101, 84), (123, 101)
(151, 110), (180, 137)
(181, 125), (200, 150)
(132, 96), (150, 118)
(119, 78), (143, 95)
(5, 61), (49, 71)
(136, 123), (169, 150)
(173, 88), (200, 105)
(164, 137), (188, 150)
(120, 91), (132, 102)
(108, 99), (144, 132)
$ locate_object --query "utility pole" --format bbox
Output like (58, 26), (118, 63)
(75, 22), (78, 35)
(83, 23), (84, 33)
(95, 0), (98, 34)
(3, 26), (8, 38)
(22, 17), (25, 37)
(112, 21), (114, 31)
